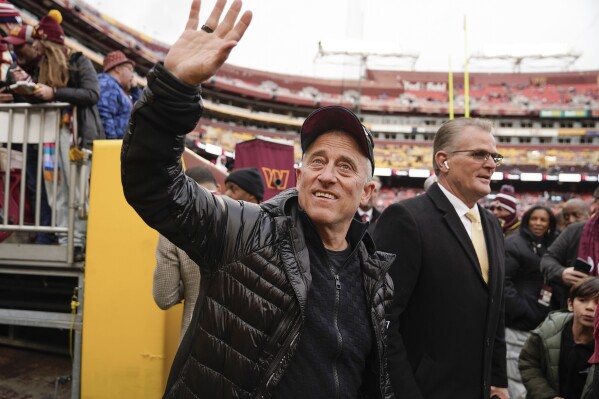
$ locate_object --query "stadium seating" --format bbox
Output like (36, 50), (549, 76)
(192, 120), (599, 173)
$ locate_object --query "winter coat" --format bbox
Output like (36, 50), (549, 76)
(504, 206), (558, 331)
(21, 51), (104, 148)
(97, 72), (132, 139)
(540, 222), (586, 309)
(121, 63), (395, 399)
(519, 311), (572, 398)
(55, 52), (105, 149)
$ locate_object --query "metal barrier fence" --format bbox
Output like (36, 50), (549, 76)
(0, 102), (84, 398)
(0, 102), (88, 265)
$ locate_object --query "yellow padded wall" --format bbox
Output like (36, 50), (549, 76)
(81, 140), (182, 398)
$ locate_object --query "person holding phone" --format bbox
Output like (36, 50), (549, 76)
(541, 205), (593, 310)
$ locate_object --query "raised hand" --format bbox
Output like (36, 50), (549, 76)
(164, 0), (252, 86)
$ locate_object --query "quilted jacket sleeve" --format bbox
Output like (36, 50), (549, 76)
(519, 333), (559, 398)
(121, 63), (269, 270)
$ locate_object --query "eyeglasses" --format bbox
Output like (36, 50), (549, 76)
(451, 150), (503, 166)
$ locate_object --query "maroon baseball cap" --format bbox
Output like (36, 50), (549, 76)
(300, 105), (375, 173)
(2, 25), (33, 46)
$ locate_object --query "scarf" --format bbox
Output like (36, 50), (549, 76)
(578, 213), (599, 275)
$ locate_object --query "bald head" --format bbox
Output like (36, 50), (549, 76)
(562, 198), (590, 226)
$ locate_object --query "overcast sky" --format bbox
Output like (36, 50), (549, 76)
(86, 0), (599, 78)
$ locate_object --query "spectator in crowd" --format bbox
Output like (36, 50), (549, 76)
(354, 175), (381, 235)
(128, 78), (142, 105)
(555, 208), (566, 234)
(519, 276), (599, 399)
(153, 166), (219, 342)
(2, 24), (40, 76)
(121, 2), (394, 397)
(578, 211), (599, 398)
(223, 167), (264, 203)
(0, 0), (20, 37)
(21, 10), (104, 260)
(1, 23), (55, 244)
(578, 212), (598, 274)
(562, 198), (591, 227)
(0, 0), (20, 81)
(374, 117), (508, 398)
(97, 50), (135, 139)
(503, 205), (559, 399)
(490, 184), (521, 237)
(541, 201), (593, 310)
(591, 186), (599, 217)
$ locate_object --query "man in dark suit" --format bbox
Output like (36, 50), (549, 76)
(355, 175), (381, 236)
(374, 118), (509, 399)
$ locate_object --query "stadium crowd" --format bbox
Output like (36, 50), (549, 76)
(1, 0), (599, 398)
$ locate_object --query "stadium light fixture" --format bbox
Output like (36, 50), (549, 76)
(317, 40), (418, 61)
(316, 40), (420, 115)
(470, 43), (581, 72)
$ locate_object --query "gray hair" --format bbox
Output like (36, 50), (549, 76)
(432, 117), (494, 175)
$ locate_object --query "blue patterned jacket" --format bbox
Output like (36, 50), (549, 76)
(97, 73), (132, 139)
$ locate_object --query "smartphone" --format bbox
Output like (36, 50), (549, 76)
(573, 258), (591, 274)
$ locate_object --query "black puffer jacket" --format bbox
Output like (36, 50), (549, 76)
(121, 63), (395, 399)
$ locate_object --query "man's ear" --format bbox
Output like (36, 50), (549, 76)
(361, 180), (376, 204)
(295, 167), (302, 183)
(435, 151), (448, 172)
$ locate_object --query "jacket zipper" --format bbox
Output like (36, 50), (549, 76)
(261, 301), (298, 362)
(256, 224), (306, 398)
(331, 266), (341, 399)
(257, 312), (302, 397)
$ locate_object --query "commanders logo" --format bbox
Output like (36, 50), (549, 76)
(261, 167), (290, 191)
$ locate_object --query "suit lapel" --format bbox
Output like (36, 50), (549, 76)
(479, 207), (500, 293)
(428, 184), (487, 285)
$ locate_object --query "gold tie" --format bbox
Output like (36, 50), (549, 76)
(465, 209), (489, 283)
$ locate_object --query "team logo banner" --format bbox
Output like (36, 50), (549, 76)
(234, 138), (296, 201)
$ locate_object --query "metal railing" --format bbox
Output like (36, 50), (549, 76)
(0, 102), (88, 265)
(0, 102), (84, 398)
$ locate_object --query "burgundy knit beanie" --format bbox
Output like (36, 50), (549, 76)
(493, 184), (518, 214)
(32, 9), (64, 45)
